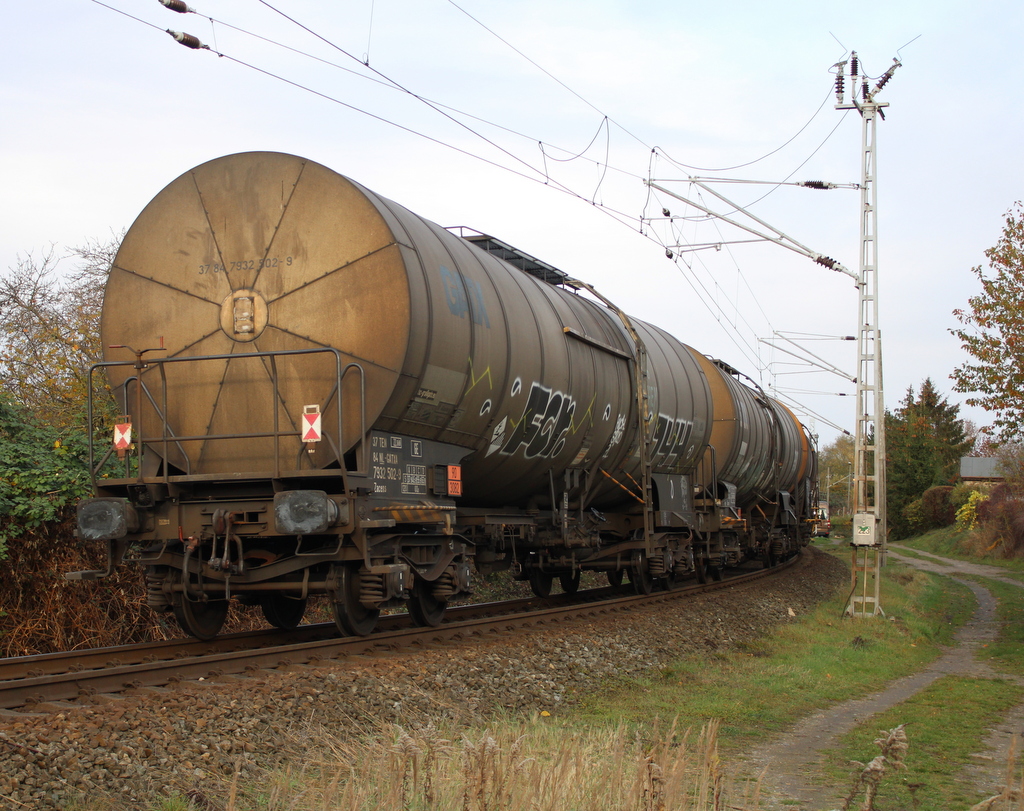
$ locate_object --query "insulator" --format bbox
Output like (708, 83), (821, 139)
(662, 207), (671, 217)
(159, 0), (193, 12)
(802, 180), (831, 190)
(850, 53), (859, 77)
(665, 249), (674, 260)
(167, 29), (206, 49)
(814, 255), (837, 270)
(835, 73), (845, 99)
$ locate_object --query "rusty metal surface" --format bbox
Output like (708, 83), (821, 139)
(768, 398), (813, 491)
(690, 352), (775, 505)
(104, 153), (410, 474)
(102, 151), (794, 510)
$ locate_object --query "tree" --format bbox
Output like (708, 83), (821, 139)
(951, 203), (1024, 442)
(0, 236), (121, 557)
(962, 419), (998, 457)
(818, 434), (855, 515)
(0, 236), (119, 429)
(886, 378), (972, 538)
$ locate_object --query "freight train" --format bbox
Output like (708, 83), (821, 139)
(69, 152), (818, 640)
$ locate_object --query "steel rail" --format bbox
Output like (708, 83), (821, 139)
(0, 553), (801, 711)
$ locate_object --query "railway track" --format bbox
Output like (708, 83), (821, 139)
(0, 553), (800, 712)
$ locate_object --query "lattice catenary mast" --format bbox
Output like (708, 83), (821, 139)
(835, 52), (900, 617)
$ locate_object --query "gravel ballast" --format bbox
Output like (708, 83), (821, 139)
(0, 548), (847, 808)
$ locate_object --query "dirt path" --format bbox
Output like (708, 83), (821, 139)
(743, 545), (1024, 810)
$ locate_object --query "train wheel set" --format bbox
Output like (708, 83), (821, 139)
(69, 152), (816, 641)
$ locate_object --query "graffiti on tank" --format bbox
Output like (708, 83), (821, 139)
(439, 265), (491, 328)
(608, 413), (627, 449)
(651, 415), (695, 468)
(486, 382), (577, 459)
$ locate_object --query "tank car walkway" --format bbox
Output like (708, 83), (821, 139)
(744, 545), (1024, 810)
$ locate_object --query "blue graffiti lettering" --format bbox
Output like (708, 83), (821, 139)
(439, 265), (491, 328)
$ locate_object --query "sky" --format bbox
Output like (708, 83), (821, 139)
(4, 0), (1022, 448)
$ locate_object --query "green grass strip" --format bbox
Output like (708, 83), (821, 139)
(578, 557), (976, 753)
(963, 575), (1024, 676)
(824, 675), (1024, 810)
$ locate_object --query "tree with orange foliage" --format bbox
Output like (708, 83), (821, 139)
(952, 203), (1024, 442)
(0, 238), (119, 429)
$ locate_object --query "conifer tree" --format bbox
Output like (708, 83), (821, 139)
(886, 378), (971, 538)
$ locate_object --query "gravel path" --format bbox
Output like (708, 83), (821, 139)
(0, 550), (846, 809)
(744, 544), (1024, 810)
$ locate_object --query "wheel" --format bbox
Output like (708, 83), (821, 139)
(170, 569), (229, 641)
(607, 569), (624, 588)
(408, 579), (446, 627)
(330, 564), (380, 636)
(707, 564), (724, 582)
(559, 571), (581, 595)
(695, 560), (709, 584)
(761, 549), (777, 569)
(529, 570), (553, 598)
(628, 555), (654, 595)
(260, 595), (308, 630)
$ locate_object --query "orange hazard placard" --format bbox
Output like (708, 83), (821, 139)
(447, 465), (462, 496)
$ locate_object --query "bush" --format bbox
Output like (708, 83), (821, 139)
(902, 499), (925, 535)
(973, 484), (1024, 558)
(956, 490), (990, 531)
(920, 486), (956, 529)
(950, 480), (988, 511)
(0, 393), (92, 558)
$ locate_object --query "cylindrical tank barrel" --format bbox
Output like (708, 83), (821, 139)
(689, 352), (811, 508)
(106, 152), (803, 509)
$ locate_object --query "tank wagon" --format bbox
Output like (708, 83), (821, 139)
(70, 152), (818, 640)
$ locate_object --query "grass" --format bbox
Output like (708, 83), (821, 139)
(896, 527), (1024, 577)
(823, 676), (1024, 810)
(171, 719), (764, 811)
(969, 576), (1024, 676)
(576, 555), (974, 754)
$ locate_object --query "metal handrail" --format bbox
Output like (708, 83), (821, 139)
(86, 347), (365, 484)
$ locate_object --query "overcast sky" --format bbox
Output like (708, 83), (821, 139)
(4, 0), (1020, 446)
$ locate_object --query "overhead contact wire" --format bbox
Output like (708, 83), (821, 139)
(656, 87), (836, 173)
(94, 0), (846, 427)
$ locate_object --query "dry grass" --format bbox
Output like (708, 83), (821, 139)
(0, 515), (271, 656)
(968, 735), (1024, 811)
(211, 718), (765, 811)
